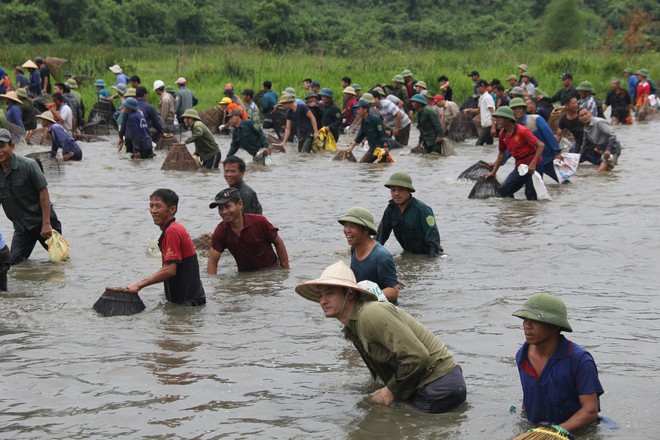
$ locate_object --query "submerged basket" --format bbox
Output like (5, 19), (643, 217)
(161, 143), (199, 171)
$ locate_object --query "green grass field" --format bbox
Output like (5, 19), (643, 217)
(3, 44), (659, 111)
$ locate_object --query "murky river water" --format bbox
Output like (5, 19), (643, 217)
(1, 119), (659, 439)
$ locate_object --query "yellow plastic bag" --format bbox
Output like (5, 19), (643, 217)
(318, 127), (337, 152)
(46, 230), (70, 262)
(373, 147), (396, 163)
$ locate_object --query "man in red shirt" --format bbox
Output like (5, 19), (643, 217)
(484, 106), (544, 200)
(207, 188), (289, 274)
(128, 189), (206, 306)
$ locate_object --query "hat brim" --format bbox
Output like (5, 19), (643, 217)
(338, 215), (377, 235)
(385, 182), (415, 192)
(1, 94), (22, 104)
(295, 278), (377, 303)
(513, 309), (572, 332)
(209, 198), (239, 209)
(36, 114), (56, 123)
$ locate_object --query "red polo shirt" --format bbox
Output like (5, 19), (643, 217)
(498, 124), (540, 167)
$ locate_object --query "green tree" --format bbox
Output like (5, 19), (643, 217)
(0, 1), (56, 44)
(539, 0), (586, 51)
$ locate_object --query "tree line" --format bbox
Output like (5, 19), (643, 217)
(1, 0), (657, 53)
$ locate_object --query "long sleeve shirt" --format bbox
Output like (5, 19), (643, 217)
(321, 101), (343, 141)
(185, 120), (219, 161)
(377, 197), (442, 256)
(343, 301), (457, 399)
(417, 106), (443, 146)
(581, 116), (621, 154)
(49, 124), (82, 159)
(355, 114), (388, 153)
(227, 120), (269, 158)
(261, 90), (278, 120)
(137, 99), (164, 135)
(5, 103), (25, 132)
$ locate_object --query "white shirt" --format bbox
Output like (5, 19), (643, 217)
(479, 92), (495, 127)
(58, 104), (73, 132)
(376, 99), (411, 129)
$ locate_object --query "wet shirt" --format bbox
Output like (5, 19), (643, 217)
(377, 197), (442, 256)
(5, 103), (24, 132)
(211, 213), (280, 272)
(605, 89), (631, 112)
(350, 242), (398, 291)
(15, 73), (29, 89)
(175, 87), (194, 117)
(28, 70), (41, 97)
(417, 106), (443, 147)
(0, 153), (57, 232)
(321, 101), (343, 141)
(123, 111), (153, 154)
(516, 335), (603, 425)
(159, 220), (206, 305)
(39, 66), (51, 94)
(137, 99), (164, 135)
(227, 119), (268, 158)
(343, 301), (457, 399)
(158, 92), (176, 125)
(558, 114), (583, 148)
(627, 75), (638, 102)
(376, 99), (411, 130)
(478, 91), (495, 127)
(582, 116), (620, 153)
(498, 124), (540, 167)
(261, 90), (278, 119)
(286, 103), (314, 137)
(233, 180), (262, 215)
(354, 114), (388, 153)
(522, 114), (559, 166)
(549, 85), (578, 105)
(186, 120), (219, 161)
(49, 123), (82, 160)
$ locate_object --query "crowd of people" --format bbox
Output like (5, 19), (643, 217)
(1, 57), (657, 437)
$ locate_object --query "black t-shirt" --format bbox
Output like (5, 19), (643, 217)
(39, 66), (51, 94)
(558, 114), (583, 147)
(287, 102), (314, 137)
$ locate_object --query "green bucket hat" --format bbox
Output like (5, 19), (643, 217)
(636, 68), (649, 77)
(360, 92), (374, 104)
(576, 81), (594, 92)
(513, 293), (572, 332)
(392, 74), (405, 84)
(66, 78), (78, 89)
(304, 91), (317, 100)
(181, 108), (201, 120)
(623, 68), (634, 74)
(165, 86), (176, 93)
(410, 93), (427, 105)
(283, 87), (297, 97)
(509, 86), (524, 96)
(338, 207), (377, 235)
(318, 88), (334, 99)
(401, 69), (414, 77)
(415, 80), (427, 89)
(509, 97), (526, 108)
(493, 106), (516, 121)
(385, 172), (415, 192)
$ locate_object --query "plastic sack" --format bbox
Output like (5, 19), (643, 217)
(46, 230), (70, 262)
(553, 153), (580, 183)
(373, 147), (396, 163)
(357, 280), (389, 302)
(318, 127), (337, 152)
(518, 164), (551, 200)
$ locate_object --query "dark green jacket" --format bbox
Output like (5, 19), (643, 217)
(355, 114), (388, 153)
(417, 106), (443, 148)
(227, 120), (268, 158)
(377, 197), (442, 256)
(185, 120), (219, 161)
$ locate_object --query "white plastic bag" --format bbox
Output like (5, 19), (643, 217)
(553, 153), (580, 183)
(518, 165), (552, 200)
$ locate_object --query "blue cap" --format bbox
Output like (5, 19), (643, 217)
(353, 99), (371, 108)
(318, 88), (334, 99)
(310, 80), (321, 87)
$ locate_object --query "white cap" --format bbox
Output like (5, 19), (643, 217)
(109, 64), (122, 74)
(153, 80), (165, 91)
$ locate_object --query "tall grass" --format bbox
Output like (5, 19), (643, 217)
(3, 44), (659, 111)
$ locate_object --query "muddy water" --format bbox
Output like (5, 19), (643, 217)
(0, 119), (658, 439)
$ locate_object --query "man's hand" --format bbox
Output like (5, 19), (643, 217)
(40, 223), (53, 239)
(369, 387), (395, 406)
(126, 284), (140, 293)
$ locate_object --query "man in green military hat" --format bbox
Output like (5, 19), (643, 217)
(576, 81), (598, 117)
(376, 172), (443, 257)
(182, 108), (222, 169)
(513, 293), (604, 434)
(391, 74), (409, 109)
(338, 207), (399, 304)
(409, 94), (446, 154)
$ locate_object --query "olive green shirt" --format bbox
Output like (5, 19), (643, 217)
(0, 153), (56, 232)
(417, 105), (443, 147)
(392, 85), (409, 105)
(185, 120), (220, 161)
(343, 301), (457, 399)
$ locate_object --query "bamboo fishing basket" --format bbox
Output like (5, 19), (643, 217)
(161, 143), (199, 171)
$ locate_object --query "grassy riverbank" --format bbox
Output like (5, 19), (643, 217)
(3, 45), (659, 110)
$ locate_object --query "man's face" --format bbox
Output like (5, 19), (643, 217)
(525, 99), (535, 113)
(471, 74), (479, 82)
(341, 81), (349, 88)
(343, 221), (367, 247)
(578, 108), (591, 124)
(389, 186), (412, 206)
(562, 78), (572, 87)
(302, 81), (311, 90)
(54, 85), (64, 94)
(512, 107), (526, 121)
(476, 85), (486, 94)
(0, 141), (15, 165)
(184, 117), (194, 127)
(228, 114), (242, 128)
(149, 197), (176, 229)
(131, 81), (140, 88)
(217, 200), (243, 223)
(224, 163), (244, 187)
(507, 78), (517, 87)
(522, 319), (559, 346)
(566, 97), (578, 112)
(494, 116), (507, 130)
(611, 81), (619, 91)
(318, 285), (349, 318)
(356, 106), (368, 118)
(414, 85), (423, 94)
(242, 94), (252, 103)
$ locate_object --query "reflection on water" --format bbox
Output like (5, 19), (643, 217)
(0, 120), (659, 438)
